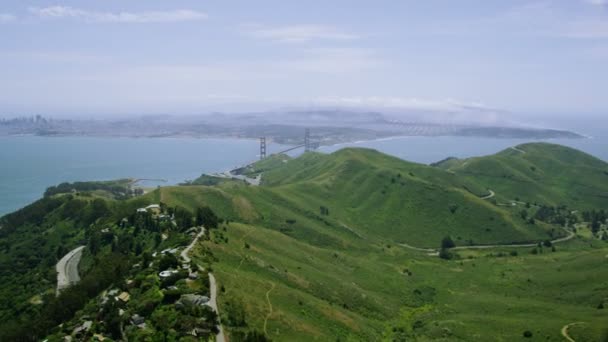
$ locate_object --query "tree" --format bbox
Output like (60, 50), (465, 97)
(196, 206), (219, 228)
(158, 253), (179, 271)
(441, 236), (456, 249)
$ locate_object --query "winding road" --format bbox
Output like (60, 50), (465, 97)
(180, 227), (225, 342)
(180, 227), (205, 263)
(208, 273), (226, 342)
(399, 226), (575, 254)
(56, 245), (85, 296)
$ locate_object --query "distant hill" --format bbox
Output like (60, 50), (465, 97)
(434, 142), (608, 209)
(180, 147), (560, 248)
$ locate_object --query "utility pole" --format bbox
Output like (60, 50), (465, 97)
(260, 137), (266, 160)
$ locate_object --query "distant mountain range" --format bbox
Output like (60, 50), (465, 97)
(0, 110), (583, 144)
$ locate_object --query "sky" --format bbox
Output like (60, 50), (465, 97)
(1, 0), (607, 121)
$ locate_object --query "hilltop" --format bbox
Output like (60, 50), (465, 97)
(434, 142), (608, 209)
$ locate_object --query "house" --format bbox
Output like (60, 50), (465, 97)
(131, 314), (145, 326)
(72, 321), (92, 338)
(146, 204), (161, 215)
(136, 208), (147, 213)
(179, 294), (210, 306)
(117, 292), (130, 303)
(159, 270), (179, 278)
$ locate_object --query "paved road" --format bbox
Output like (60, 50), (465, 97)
(181, 227), (205, 263)
(208, 273), (226, 342)
(180, 227), (225, 342)
(399, 226), (575, 255)
(452, 227), (575, 251)
(56, 246), (85, 296)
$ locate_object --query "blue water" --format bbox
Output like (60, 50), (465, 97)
(0, 136), (288, 216)
(1, 134), (607, 216)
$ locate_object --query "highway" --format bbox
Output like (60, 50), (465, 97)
(56, 245), (85, 296)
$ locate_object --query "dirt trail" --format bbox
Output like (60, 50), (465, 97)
(263, 282), (276, 336)
(510, 146), (527, 154)
(561, 322), (584, 342)
(480, 189), (495, 200)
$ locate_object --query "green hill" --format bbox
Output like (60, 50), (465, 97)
(435, 142), (608, 209)
(163, 148), (562, 249)
(1, 143), (608, 341)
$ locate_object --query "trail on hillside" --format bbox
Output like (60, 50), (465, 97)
(399, 226), (575, 254)
(561, 322), (584, 342)
(480, 189), (495, 200)
(263, 282), (276, 336)
(510, 146), (527, 154)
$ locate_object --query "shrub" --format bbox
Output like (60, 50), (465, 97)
(439, 248), (453, 260)
(523, 330), (533, 338)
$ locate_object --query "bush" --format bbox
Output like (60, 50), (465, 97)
(523, 330), (533, 338)
(439, 248), (453, 260)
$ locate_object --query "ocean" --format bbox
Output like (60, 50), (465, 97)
(1, 134), (607, 216)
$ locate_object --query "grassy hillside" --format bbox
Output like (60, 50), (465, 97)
(435, 143), (608, 209)
(2, 143), (607, 341)
(193, 222), (608, 341)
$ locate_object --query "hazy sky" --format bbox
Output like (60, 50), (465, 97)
(1, 0), (607, 118)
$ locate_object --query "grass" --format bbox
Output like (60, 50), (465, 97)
(194, 221), (608, 341)
(437, 142), (608, 209)
(138, 143), (608, 340)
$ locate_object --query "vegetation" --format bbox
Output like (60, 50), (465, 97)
(1, 143), (607, 341)
(43, 179), (135, 199)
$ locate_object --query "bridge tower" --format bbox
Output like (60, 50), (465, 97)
(304, 128), (311, 152)
(260, 136), (267, 160)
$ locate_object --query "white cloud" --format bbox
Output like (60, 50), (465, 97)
(28, 6), (207, 23)
(247, 24), (358, 43)
(585, 0), (607, 6)
(313, 96), (492, 112)
(0, 13), (16, 23)
(309, 96), (507, 125)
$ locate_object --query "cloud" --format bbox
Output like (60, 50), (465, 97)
(246, 24), (358, 43)
(28, 6), (207, 23)
(0, 13), (15, 23)
(309, 96), (508, 125)
(585, 0), (607, 6)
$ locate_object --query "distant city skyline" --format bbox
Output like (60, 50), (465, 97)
(1, 0), (607, 121)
